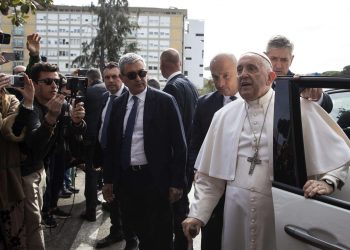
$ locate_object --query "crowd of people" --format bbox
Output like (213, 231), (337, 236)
(1, 30), (349, 250)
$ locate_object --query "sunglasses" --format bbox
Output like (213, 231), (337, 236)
(37, 78), (60, 85)
(124, 70), (147, 80)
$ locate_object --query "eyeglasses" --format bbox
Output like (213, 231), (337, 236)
(37, 78), (60, 85)
(124, 70), (147, 80)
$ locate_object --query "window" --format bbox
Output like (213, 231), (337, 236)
(195, 33), (204, 37)
(13, 38), (24, 48)
(185, 57), (192, 60)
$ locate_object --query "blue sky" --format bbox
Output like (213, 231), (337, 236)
(54, 0), (350, 74)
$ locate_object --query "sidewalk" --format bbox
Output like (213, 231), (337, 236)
(44, 169), (201, 249)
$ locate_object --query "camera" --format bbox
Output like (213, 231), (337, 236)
(66, 76), (88, 98)
(8, 75), (25, 88)
(0, 32), (11, 44)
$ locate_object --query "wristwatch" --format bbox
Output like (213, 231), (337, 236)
(323, 179), (335, 189)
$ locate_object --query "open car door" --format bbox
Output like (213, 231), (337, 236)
(273, 77), (350, 250)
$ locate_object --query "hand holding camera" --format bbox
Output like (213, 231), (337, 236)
(70, 100), (85, 125)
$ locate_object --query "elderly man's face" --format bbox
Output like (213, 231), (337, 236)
(266, 47), (293, 76)
(237, 55), (275, 101)
(210, 56), (238, 96)
(120, 60), (147, 95)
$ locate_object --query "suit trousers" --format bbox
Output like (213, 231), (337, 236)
(119, 168), (173, 250)
(83, 139), (98, 214)
(22, 168), (46, 250)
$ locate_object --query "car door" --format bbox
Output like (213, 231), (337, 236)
(273, 77), (350, 250)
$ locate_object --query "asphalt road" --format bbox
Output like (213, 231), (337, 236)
(44, 169), (201, 249)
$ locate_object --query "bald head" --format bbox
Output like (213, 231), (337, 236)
(209, 53), (238, 96)
(160, 48), (182, 79)
(237, 52), (276, 101)
(13, 65), (26, 75)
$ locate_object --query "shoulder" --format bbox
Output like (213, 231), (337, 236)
(198, 91), (221, 104)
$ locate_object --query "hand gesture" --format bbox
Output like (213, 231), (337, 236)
(26, 33), (41, 56)
(45, 94), (65, 125)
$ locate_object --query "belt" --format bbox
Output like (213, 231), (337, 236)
(129, 164), (149, 172)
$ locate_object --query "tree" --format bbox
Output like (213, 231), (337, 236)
(0, 0), (53, 26)
(341, 65), (350, 77)
(199, 78), (216, 95)
(72, 0), (139, 72)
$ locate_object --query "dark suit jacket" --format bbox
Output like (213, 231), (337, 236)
(163, 74), (199, 142)
(84, 80), (107, 139)
(93, 87), (128, 167)
(104, 87), (187, 192)
(188, 91), (224, 170)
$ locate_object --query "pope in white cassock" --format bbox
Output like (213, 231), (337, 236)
(182, 52), (350, 250)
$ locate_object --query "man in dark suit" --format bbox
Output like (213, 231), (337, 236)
(81, 68), (107, 221)
(103, 53), (187, 250)
(160, 48), (199, 249)
(265, 35), (333, 113)
(93, 62), (133, 248)
(188, 53), (239, 250)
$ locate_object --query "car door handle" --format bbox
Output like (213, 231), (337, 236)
(285, 225), (350, 250)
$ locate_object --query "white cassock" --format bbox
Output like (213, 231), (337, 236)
(189, 88), (350, 250)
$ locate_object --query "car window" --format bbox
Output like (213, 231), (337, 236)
(274, 77), (350, 204)
(327, 90), (350, 139)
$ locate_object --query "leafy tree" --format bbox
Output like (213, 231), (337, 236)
(72, 0), (139, 72)
(341, 65), (350, 77)
(321, 71), (341, 77)
(199, 78), (216, 95)
(0, 0), (53, 26)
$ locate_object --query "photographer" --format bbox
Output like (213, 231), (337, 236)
(15, 62), (86, 249)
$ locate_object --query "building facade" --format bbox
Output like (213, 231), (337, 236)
(0, 5), (204, 88)
(183, 19), (205, 88)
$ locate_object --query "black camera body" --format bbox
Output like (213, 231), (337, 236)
(0, 32), (11, 44)
(66, 76), (88, 98)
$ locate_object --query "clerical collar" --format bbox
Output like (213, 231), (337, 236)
(247, 88), (274, 107)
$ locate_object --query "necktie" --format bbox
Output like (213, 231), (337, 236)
(100, 95), (116, 149)
(230, 96), (237, 101)
(121, 96), (139, 169)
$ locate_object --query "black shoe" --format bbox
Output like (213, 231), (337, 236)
(80, 212), (96, 222)
(124, 237), (139, 250)
(96, 234), (124, 248)
(42, 214), (58, 228)
(59, 189), (72, 199)
(51, 207), (71, 219)
(68, 186), (80, 193)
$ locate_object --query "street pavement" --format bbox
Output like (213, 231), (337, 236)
(44, 169), (201, 249)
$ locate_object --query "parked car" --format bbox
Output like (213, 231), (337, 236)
(273, 77), (350, 250)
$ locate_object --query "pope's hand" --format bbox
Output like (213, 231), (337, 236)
(303, 179), (334, 198)
(300, 88), (323, 101)
(182, 217), (203, 241)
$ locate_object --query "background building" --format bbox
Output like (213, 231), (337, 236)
(0, 5), (204, 88)
(183, 19), (204, 88)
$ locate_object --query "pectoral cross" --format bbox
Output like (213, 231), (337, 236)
(247, 151), (261, 175)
